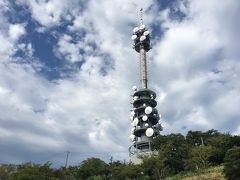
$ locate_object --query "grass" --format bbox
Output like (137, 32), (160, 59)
(166, 166), (225, 180)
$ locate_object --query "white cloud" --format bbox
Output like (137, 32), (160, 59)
(17, 0), (82, 28)
(9, 24), (25, 40)
(151, 0), (240, 133)
(17, 0), (65, 26)
(55, 34), (83, 63)
(0, 13), (26, 58)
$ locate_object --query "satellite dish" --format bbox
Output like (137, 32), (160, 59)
(140, 24), (146, 30)
(161, 123), (164, 128)
(133, 96), (139, 101)
(143, 30), (149, 36)
(142, 115), (148, 121)
(145, 128), (154, 137)
(131, 128), (135, 133)
(131, 35), (137, 40)
(150, 94), (154, 99)
(129, 134), (135, 141)
(145, 106), (153, 114)
(130, 111), (135, 117)
(133, 118), (139, 126)
(132, 86), (137, 91)
(144, 123), (149, 127)
(133, 27), (139, 33)
(140, 35), (146, 41)
(130, 115), (133, 121)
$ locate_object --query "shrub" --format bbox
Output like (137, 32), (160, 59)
(224, 146), (240, 180)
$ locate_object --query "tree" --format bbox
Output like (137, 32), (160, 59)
(186, 129), (220, 147)
(153, 133), (190, 174)
(0, 164), (16, 180)
(185, 145), (213, 170)
(186, 130), (206, 146)
(8, 162), (56, 180)
(109, 161), (128, 180)
(118, 163), (144, 180)
(76, 158), (108, 179)
(224, 146), (240, 180)
(230, 135), (240, 147)
(141, 153), (168, 180)
(208, 134), (232, 164)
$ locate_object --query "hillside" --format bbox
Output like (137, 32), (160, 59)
(166, 166), (225, 180)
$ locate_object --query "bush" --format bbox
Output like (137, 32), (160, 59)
(224, 146), (240, 180)
(185, 145), (213, 170)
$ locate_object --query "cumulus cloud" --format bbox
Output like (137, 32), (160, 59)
(9, 24), (25, 40)
(55, 34), (83, 63)
(17, 0), (71, 27)
(151, 0), (240, 133)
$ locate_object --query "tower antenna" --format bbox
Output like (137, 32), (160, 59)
(140, 8), (143, 25)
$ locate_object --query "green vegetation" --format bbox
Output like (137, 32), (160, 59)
(224, 146), (240, 180)
(0, 129), (239, 179)
(166, 165), (224, 180)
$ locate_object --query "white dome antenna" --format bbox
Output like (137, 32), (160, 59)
(146, 128), (154, 137)
(132, 86), (137, 91)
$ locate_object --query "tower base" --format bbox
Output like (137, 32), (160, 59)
(129, 151), (156, 164)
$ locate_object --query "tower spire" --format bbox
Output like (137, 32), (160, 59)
(140, 8), (143, 25)
(132, 9), (150, 89)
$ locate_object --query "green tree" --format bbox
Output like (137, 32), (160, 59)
(185, 145), (213, 170)
(118, 163), (144, 180)
(230, 135), (240, 147)
(186, 129), (220, 147)
(0, 164), (17, 180)
(141, 153), (168, 180)
(186, 130), (205, 146)
(108, 161), (128, 180)
(208, 133), (232, 164)
(154, 133), (189, 174)
(76, 158), (108, 179)
(9, 162), (56, 180)
(224, 146), (240, 180)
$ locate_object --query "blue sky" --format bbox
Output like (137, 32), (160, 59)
(0, 0), (240, 167)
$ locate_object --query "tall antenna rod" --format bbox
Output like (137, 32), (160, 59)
(139, 8), (147, 89)
(140, 8), (143, 25)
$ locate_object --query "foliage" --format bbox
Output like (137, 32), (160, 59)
(0, 164), (16, 180)
(166, 165), (224, 180)
(208, 133), (232, 164)
(185, 145), (213, 170)
(109, 161), (144, 180)
(154, 133), (190, 174)
(0, 129), (240, 179)
(76, 158), (108, 179)
(224, 146), (240, 180)
(140, 153), (167, 179)
(8, 162), (56, 180)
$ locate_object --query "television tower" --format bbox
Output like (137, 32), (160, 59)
(129, 9), (162, 162)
